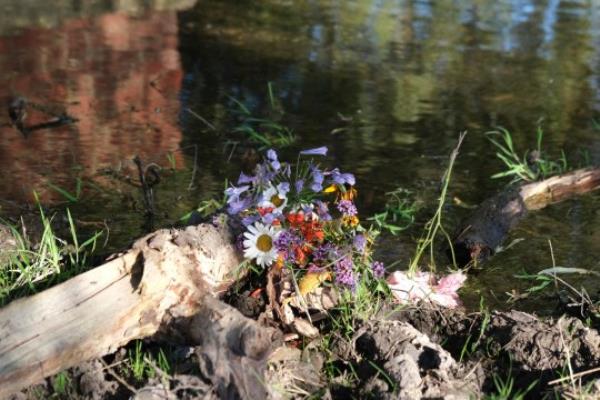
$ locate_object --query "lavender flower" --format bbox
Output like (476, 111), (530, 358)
(275, 230), (296, 248)
(313, 243), (336, 262)
(295, 179), (304, 193)
(237, 172), (255, 185)
(353, 234), (367, 253)
(225, 185), (249, 202)
(307, 263), (325, 273)
(266, 149), (277, 160)
(335, 256), (357, 290)
(262, 212), (280, 225)
(300, 146), (328, 156)
(301, 203), (314, 214)
(371, 261), (385, 279)
(241, 214), (260, 226)
(228, 197), (252, 215)
(330, 169), (356, 186)
(266, 149), (281, 171)
(277, 182), (290, 196)
(310, 167), (324, 192)
(314, 200), (332, 221)
(337, 200), (357, 216)
(275, 230), (302, 261)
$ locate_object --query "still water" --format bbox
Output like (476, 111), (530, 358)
(1, 0), (600, 312)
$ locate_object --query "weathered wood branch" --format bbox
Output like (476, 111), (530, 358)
(0, 218), (243, 398)
(452, 167), (600, 266)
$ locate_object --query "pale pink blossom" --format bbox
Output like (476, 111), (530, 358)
(387, 270), (467, 309)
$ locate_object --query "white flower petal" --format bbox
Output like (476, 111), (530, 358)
(241, 221), (281, 268)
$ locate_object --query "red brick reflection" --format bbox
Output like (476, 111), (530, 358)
(0, 10), (183, 203)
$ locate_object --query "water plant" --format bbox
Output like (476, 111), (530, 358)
(408, 132), (466, 272)
(367, 187), (418, 235)
(47, 178), (83, 203)
(179, 179), (228, 223)
(486, 126), (568, 183)
(223, 84), (296, 154)
(384, 133), (468, 309)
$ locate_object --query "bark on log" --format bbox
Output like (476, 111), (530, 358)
(0, 218), (243, 399)
(452, 167), (600, 266)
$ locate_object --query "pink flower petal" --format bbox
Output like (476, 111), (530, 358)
(387, 270), (467, 309)
(429, 292), (462, 309)
(435, 272), (467, 295)
(387, 271), (433, 303)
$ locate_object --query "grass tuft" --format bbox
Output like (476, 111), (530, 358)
(486, 126), (568, 184)
(0, 206), (102, 305)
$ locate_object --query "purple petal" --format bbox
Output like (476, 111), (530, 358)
(353, 234), (367, 252)
(270, 160), (281, 171)
(314, 200), (332, 221)
(342, 173), (356, 186)
(311, 168), (324, 184)
(300, 146), (328, 156)
(330, 169), (356, 186)
(295, 179), (304, 193)
(241, 214), (260, 226)
(225, 185), (249, 201)
(262, 213), (277, 225)
(237, 172), (255, 185)
(227, 197), (252, 215)
(266, 149), (278, 161)
(310, 182), (323, 192)
(277, 182), (290, 195)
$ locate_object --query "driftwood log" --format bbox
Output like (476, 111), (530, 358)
(0, 217), (251, 398)
(453, 167), (600, 266)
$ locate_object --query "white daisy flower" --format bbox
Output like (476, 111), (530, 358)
(243, 222), (280, 267)
(258, 184), (288, 213)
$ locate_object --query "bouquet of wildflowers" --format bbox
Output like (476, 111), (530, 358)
(224, 146), (385, 296)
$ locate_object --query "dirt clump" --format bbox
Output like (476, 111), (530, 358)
(351, 319), (483, 399)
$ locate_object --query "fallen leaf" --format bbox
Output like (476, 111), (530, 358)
(298, 271), (332, 296)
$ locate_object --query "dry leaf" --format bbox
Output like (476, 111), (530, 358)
(298, 271), (331, 296)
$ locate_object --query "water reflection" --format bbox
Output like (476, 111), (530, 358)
(177, 0), (600, 210)
(0, 1), (194, 204)
(0, 0), (599, 310)
(177, 0), (600, 309)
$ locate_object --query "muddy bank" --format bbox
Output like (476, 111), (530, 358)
(9, 299), (600, 400)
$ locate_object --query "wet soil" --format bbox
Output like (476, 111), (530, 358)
(9, 294), (600, 400)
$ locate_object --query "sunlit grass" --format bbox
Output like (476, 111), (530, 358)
(0, 206), (102, 305)
(486, 127), (568, 184)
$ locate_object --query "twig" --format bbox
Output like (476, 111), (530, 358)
(548, 366), (600, 385)
(133, 156), (160, 231)
(186, 108), (216, 131)
(143, 356), (172, 381)
(143, 356), (172, 397)
(187, 144), (198, 191)
(99, 359), (137, 394)
(558, 317), (576, 393)
(99, 359), (127, 372)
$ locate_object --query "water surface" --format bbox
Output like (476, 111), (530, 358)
(1, 0), (600, 312)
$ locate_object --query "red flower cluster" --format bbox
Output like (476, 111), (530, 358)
(284, 211), (325, 265)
